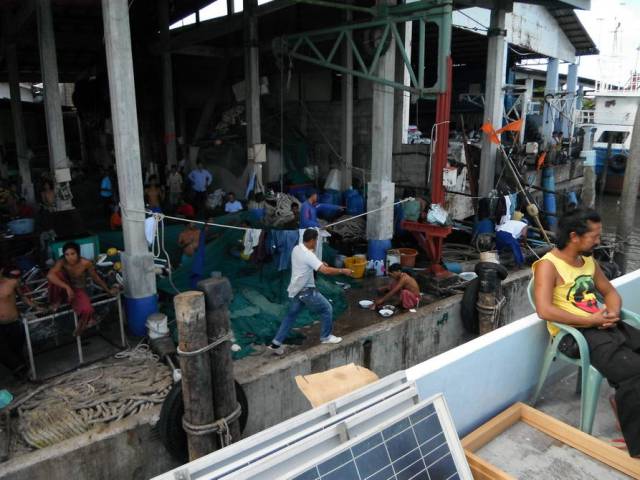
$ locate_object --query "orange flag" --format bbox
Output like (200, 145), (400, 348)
(496, 118), (523, 134)
(481, 122), (500, 144)
(536, 152), (547, 171)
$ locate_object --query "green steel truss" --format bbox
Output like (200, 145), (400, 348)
(275, 1), (452, 98)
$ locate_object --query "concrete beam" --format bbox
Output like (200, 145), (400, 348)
(158, 0), (177, 168)
(6, 42), (34, 203)
(367, 0), (396, 244)
(542, 57), (559, 145)
(478, 7), (507, 197)
(102, 0), (157, 324)
(244, 0), (261, 151)
(340, 6), (353, 190)
(36, 0), (73, 211)
(562, 62), (578, 137)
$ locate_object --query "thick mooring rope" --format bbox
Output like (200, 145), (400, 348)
(14, 355), (172, 449)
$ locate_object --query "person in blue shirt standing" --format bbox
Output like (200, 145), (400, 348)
(300, 189), (320, 229)
(188, 162), (212, 215)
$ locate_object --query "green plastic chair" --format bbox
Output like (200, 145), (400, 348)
(527, 278), (640, 434)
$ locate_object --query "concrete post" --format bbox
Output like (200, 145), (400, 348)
(366, 0), (396, 265)
(102, 0), (158, 331)
(6, 42), (35, 203)
(36, 0), (73, 211)
(244, 0), (262, 187)
(158, 0), (177, 168)
(478, 7), (507, 196)
(562, 63), (578, 138)
(542, 58), (559, 145)
(340, 8), (353, 190)
(519, 78), (534, 142)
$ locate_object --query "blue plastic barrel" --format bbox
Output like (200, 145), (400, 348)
(368, 239), (392, 261)
(566, 191), (578, 207)
(345, 190), (365, 215)
(320, 189), (341, 205)
(542, 167), (557, 228)
(124, 295), (158, 337)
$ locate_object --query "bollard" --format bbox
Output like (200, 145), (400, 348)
(174, 291), (216, 459)
(198, 277), (242, 446)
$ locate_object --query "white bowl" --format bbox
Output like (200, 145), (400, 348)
(359, 300), (374, 309)
(459, 272), (478, 282)
(379, 308), (394, 317)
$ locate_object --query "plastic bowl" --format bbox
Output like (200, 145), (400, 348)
(379, 309), (394, 318)
(359, 300), (374, 309)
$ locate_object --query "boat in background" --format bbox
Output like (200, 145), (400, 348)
(579, 74), (640, 194)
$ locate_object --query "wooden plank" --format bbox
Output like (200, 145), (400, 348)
(520, 404), (640, 479)
(461, 403), (523, 452)
(465, 451), (514, 480)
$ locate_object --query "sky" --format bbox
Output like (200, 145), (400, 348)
(573, 0), (640, 84)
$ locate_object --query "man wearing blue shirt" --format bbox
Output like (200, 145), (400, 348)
(300, 189), (320, 229)
(188, 162), (212, 214)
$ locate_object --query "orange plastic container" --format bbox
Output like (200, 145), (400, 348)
(397, 248), (418, 267)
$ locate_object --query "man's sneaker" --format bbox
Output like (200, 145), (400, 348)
(268, 344), (285, 356)
(320, 335), (342, 345)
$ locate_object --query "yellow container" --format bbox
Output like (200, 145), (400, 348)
(344, 256), (367, 279)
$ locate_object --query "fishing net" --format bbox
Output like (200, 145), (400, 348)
(97, 214), (349, 359)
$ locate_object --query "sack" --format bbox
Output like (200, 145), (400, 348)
(427, 204), (450, 226)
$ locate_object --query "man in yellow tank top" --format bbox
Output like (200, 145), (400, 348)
(533, 208), (640, 457)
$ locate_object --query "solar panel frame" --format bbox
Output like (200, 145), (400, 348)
(285, 394), (472, 480)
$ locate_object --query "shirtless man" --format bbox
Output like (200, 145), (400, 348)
(144, 175), (164, 213)
(177, 222), (201, 265)
(0, 265), (42, 377)
(47, 242), (119, 336)
(374, 263), (421, 309)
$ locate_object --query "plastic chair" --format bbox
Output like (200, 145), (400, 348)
(527, 278), (640, 434)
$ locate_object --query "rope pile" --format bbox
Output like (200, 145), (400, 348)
(14, 356), (172, 449)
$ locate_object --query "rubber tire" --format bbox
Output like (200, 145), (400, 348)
(158, 380), (249, 462)
(474, 261), (509, 281)
(461, 278), (480, 334)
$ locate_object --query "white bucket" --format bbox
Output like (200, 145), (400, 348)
(386, 250), (401, 272)
(146, 313), (169, 339)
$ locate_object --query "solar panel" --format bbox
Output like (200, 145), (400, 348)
(289, 400), (465, 480)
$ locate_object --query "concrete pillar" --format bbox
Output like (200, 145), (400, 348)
(340, 9), (353, 190)
(542, 57), (559, 145)
(244, 0), (261, 146)
(36, 0), (73, 211)
(478, 7), (507, 196)
(102, 0), (158, 331)
(227, 0), (235, 14)
(519, 77), (534, 142)
(366, 0), (396, 262)
(562, 63), (578, 138)
(244, 0), (262, 188)
(393, 22), (412, 151)
(6, 42), (35, 203)
(158, 0), (177, 168)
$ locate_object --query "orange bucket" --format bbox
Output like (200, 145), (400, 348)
(344, 256), (367, 279)
(397, 248), (418, 267)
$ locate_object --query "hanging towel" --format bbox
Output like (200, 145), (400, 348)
(499, 195), (511, 225)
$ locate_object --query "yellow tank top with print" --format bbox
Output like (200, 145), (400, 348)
(532, 252), (598, 336)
